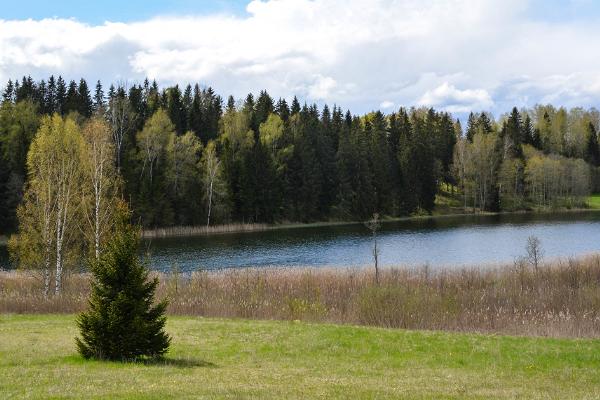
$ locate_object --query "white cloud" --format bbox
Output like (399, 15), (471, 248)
(1, 0), (600, 116)
(380, 101), (395, 109)
(418, 83), (493, 113)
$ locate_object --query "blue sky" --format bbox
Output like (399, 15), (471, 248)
(1, 0), (600, 116)
(0, 0), (250, 23)
(4, 0), (600, 24)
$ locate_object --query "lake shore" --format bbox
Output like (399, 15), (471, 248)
(141, 206), (600, 239)
(4, 253), (600, 338)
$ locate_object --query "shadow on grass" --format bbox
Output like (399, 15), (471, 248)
(63, 354), (217, 369)
(141, 357), (217, 368)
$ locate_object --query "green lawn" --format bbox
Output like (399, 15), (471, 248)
(587, 194), (600, 209)
(1, 315), (600, 399)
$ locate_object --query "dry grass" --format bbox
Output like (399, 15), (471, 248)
(142, 223), (270, 238)
(4, 255), (600, 338)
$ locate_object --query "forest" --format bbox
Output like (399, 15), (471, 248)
(0, 75), (598, 237)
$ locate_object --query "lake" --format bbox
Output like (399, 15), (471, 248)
(2, 211), (600, 271)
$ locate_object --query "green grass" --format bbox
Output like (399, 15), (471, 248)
(587, 194), (600, 209)
(2, 315), (600, 399)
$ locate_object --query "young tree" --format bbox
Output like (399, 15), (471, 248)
(107, 87), (134, 171)
(166, 131), (203, 225)
(137, 109), (173, 183)
(10, 114), (85, 295)
(366, 213), (381, 285)
(201, 140), (227, 227)
(525, 235), (543, 272)
(76, 204), (170, 360)
(81, 117), (119, 259)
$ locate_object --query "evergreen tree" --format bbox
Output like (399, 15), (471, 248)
(76, 205), (170, 360)
(55, 76), (67, 115)
(182, 84), (193, 133)
(166, 85), (185, 134)
(466, 112), (477, 142)
(290, 96), (301, 115)
(15, 76), (36, 103)
(46, 75), (57, 114)
(275, 98), (290, 122)
(36, 80), (47, 113)
(586, 122), (600, 167)
(521, 114), (534, 146)
(78, 79), (93, 118)
(226, 95), (235, 112)
(502, 107), (524, 159)
(3, 79), (14, 103)
(93, 80), (105, 113)
(255, 90), (274, 126)
(190, 85), (204, 139)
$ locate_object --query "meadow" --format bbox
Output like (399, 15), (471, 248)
(2, 314), (600, 399)
(4, 254), (600, 338)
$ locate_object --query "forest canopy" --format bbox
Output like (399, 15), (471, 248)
(1, 75), (598, 235)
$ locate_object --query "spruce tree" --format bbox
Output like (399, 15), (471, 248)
(76, 205), (170, 360)
(93, 80), (105, 113)
(78, 79), (93, 118)
(586, 122), (600, 166)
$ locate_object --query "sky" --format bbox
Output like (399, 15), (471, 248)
(2, 0), (600, 117)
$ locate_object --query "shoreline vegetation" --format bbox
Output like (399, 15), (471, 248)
(4, 254), (600, 338)
(141, 203), (600, 239)
(2, 199), (598, 242)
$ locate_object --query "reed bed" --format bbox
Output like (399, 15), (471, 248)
(3, 255), (600, 338)
(142, 223), (270, 238)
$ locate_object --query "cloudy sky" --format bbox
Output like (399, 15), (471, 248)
(2, 0), (600, 117)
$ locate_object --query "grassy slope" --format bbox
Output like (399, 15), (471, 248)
(587, 194), (600, 209)
(1, 315), (600, 399)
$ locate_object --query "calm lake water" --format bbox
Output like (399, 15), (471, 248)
(3, 211), (600, 271)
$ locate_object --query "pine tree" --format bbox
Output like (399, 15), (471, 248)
(76, 204), (170, 361)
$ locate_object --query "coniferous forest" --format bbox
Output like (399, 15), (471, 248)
(1, 75), (598, 235)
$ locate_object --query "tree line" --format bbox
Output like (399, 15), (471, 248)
(1, 76), (598, 237)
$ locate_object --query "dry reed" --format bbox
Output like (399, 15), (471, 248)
(3, 255), (600, 338)
(142, 223), (270, 238)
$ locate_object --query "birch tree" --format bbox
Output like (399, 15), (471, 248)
(166, 131), (202, 198)
(201, 140), (227, 227)
(51, 116), (84, 294)
(107, 87), (133, 171)
(8, 154), (56, 297)
(81, 117), (119, 260)
(9, 114), (84, 295)
(137, 109), (173, 183)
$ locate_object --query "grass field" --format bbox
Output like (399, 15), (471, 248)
(1, 315), (600, 399)
(587, 194), (600, 209)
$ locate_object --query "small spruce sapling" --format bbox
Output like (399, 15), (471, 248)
(76, 202), (170, 360)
